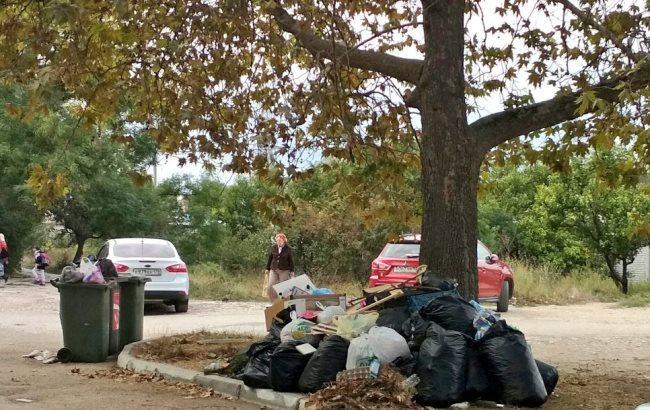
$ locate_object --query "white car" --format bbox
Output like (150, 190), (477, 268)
(95, 238), (190, 312)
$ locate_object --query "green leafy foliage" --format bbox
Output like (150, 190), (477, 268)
(479, 149), (650, 292)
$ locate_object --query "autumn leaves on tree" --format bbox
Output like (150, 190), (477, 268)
(0, 0), (647, 297)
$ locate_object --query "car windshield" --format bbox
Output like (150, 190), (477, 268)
(113, 242), (176, 258)
(381, 243), (421, 258)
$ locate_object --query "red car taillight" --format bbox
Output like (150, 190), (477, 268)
(166, 263), (188, 274)
(371, 261), (391, 276)
(114, 263), (129, 273)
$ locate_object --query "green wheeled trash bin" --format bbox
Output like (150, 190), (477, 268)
(118, 276), (150, 350)
(53, 281), (111, 363)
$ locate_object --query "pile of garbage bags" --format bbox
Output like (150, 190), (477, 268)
(233, 289), (558, 408)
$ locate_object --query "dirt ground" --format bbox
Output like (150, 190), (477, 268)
(1, 277), (649, 409)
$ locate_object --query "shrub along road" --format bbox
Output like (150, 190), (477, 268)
(1, 277), (649, 409)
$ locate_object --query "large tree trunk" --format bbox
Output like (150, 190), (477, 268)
(73, 235), (86, 264)
(418, 0), (479, 299)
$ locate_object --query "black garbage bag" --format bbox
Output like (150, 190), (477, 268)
(98, 258), (118, 278)
(376, 306), (410, 336)
(240, 339), (280, 388)
(479, 321), (547, 407)
(392, 353), (418, 377)
(265, 318), (285, 342)
(269, 341), (312, 392)
(464, 341), (492, 401)
(536, 359), (559, 396)
(420, 272), (457, 291)
(298, 335), (349, 393)
(419, 294), (477, 337)
(402, 311), (432, 350)
(416, 325), (468, 407)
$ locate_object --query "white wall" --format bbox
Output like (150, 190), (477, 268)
(617, 246), (650, 283)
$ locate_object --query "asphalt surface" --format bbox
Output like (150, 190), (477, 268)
(2, 274), (650, 409)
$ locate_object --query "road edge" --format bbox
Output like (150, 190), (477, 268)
(117, 341), (306, 409)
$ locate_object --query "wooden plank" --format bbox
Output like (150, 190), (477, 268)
(349, 289), (404, 313)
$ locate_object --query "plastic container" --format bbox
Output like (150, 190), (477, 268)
(53, 280), (111, 362)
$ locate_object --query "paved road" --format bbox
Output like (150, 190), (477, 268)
(0, 278), (263, 410)
(1, 276), (649, 408)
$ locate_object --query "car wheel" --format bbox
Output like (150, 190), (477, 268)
(174, 300), (189, 313)
(496, 281), (510, 313)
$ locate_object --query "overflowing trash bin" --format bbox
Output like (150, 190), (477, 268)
(52, 260), (149, 362)
(53, 280), (113, 363)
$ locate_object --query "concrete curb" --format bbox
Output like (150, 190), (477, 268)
(118, 342), (306, 409)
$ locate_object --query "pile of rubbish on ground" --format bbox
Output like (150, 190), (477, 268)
(209, 273), (559, 408)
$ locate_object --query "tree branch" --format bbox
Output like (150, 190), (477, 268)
(550, 0), (639, 63)
(471, 58), (650, 152)
(270, 6), (423, 84)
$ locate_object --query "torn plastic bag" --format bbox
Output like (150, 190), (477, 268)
(269, 341), (312, 392)
(298, 335), (349, 392)
(317, 306), (345, 325)
(536, 359), (559, 396)
(368, 326), (410, 364)
(402, 311), (432, 351)
(419, 293), (477, 337)
(376, 306), (410, 335)
(240, 339), (280, 388)
(479, 321), (547, 407)
(416, 324), (468, 407)
(334, 312), (378, 340)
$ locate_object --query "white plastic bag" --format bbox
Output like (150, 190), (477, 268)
(83, 266), (105, 284)
(79, 257), (95, 275)
(368, 326), (411, 364)
(346, 333), (375, 370)
(317, 306), (345, 324)
(280, 318), (315, 343)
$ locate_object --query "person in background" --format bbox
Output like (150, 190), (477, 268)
(265, 233), (295, 300)
(0, 234), (8, 283)
(33, 248), (48, 286)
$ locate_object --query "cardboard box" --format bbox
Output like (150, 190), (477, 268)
(290, 294), (347, 311)
(264, 299), (286, 330)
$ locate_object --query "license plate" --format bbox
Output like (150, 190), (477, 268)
(393, 266), (416, 273)
(133, 268), (161, 276)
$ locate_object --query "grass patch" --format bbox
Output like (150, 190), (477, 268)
(511, 260), (620, 305)
(132, 330), (256, 371)
(511, 259), (650, 307)
(189, 262), (364, 301)
(179, 259), (650, 308)
(619, 282), (650, 307)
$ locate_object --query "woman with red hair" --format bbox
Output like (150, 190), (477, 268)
(264, 233), (295, 300)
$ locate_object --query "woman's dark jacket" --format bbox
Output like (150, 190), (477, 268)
(266, 244), (294, 272)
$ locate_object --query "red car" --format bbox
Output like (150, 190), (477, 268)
(368, 234), (514, 312)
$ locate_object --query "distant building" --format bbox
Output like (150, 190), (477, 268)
(618, 246), (650, 283)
